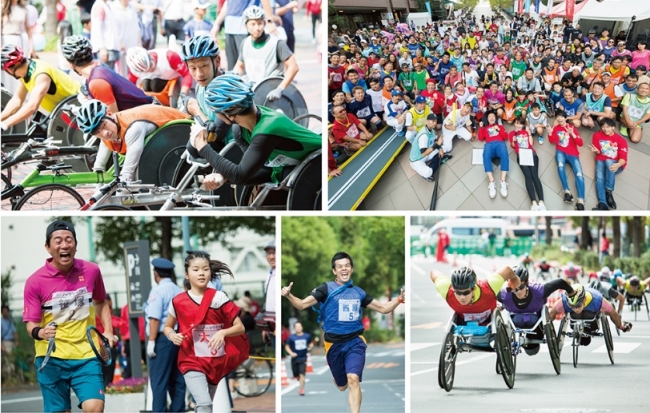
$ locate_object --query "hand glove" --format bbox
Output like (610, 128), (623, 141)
(266, 86), (285, 102)
(189, 122), (207, 148)
(147, 340), (156, 358)
(621, 321), (633, 333)
(179, 93), (191, 111)
(0, 122), (7, 131)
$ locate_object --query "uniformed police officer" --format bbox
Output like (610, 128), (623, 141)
(281, 252), (405, 413)
(144, 258), (186, 412)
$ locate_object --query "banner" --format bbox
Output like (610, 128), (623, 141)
(547, 0), (553, 16)
(425, 1), (432, 16)
(524, 0), (531, 13)
(566, 0), (575, 22)
(518, 0), (524, 14)
(535, 0), (541, 14)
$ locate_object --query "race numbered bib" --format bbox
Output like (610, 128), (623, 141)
(462, 309), (492, 324)
(294, 339), (307, 351)
(193, 324), (226, 358)
(333, 73), (343, 82)
(347, 124), (360, 138)
(627, 105), (645, 120)
(265, 154), (300, 168)
(338, 299), (360, 322)
(50, 288), (92, 323)
(247, 58), (266, 84)
(356, 106), (371, 118)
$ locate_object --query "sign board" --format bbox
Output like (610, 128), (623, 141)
(381, 13), (393, 20)
(123, 240), (152, 316)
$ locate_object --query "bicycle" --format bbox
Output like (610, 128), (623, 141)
(437, 308), (515, 392)
(231, 328), (274, 397)
(557, 312), (614, 368)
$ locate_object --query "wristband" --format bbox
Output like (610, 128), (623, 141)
(31, 326), (43, 340)
(167, 331), (175, 341)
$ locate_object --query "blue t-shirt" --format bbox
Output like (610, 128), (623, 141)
(287, 333), (311, 360)
(559, 97), (584, 117)
(183, 19), (213, 39)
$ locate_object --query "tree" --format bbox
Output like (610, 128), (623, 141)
(632, 216), (643, 257)
(45, 0), (58, 37)
(612, 216), (621, 258)
(545, 216), (552, 246)
(580, 217), (590, 250)
(490, 0), (514, 11)
(1, 268), (12, 309)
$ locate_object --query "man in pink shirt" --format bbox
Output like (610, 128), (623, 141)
(23, 220), (114, 413)
(590, 117), (628, 210)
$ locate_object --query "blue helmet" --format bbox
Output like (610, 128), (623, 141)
(76, 99), (108, 134)
(613, 268), (623, 278)
(180, 35), (220, 61)
(204, 74), (255, 116)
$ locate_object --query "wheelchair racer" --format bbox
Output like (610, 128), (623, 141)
(429, 266), (522, 327)
(549, 285), (632, 346)
(233, 6), (299, 102)
(497, 266), (575, 355)
(588, 279), (625, 315)
(189, 74), (321, 191)
(61, 35), (153, 114)
(521, 252), (534, 272)
(125, 47), (193, 97)
(561, 262), (581, 282)
(536, 258), (553, 281)
(1, 44), (80, 131)
(75, 99), (189, 182)
(615, 276), (649, 307)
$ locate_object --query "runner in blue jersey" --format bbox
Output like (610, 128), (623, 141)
(281, 252), (405, 413)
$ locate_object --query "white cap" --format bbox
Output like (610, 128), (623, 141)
(193, 0), (210, 9)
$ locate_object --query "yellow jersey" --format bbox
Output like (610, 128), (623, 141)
(21, 59), (80, 113)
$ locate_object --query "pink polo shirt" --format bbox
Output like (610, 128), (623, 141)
(23, 258), (107, 359)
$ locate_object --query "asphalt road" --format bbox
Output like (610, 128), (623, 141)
(1, 389), (82, 413)
(410, 254), (649, 412)
(281, 342), (405, 412)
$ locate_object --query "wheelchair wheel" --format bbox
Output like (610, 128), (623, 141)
(437, 331), (456, 392)
(1, 87), (27, 134)
(544, 321), (561, 375)
(137, 121), (192, 186)
(13, 184), (85, 211)
(292, 113), (322, 132)
(494, 310), (515, 389)
(252, 76), (308, 121)
(233, 359), (273, 397)
(286, 151), (322, 210)
(645, 295), (650, 321)
(601, 314), (614, 365)
(46, 95), (91, 172)
(556, 314), (568, 357)
(572, 329), (579, 368)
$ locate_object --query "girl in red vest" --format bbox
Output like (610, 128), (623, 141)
(163, 251), (249, 412)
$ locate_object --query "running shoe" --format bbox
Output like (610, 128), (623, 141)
(488, 181), (497, 198)
(538, 135), (544, 145)
(606, 190), (617, 210)
(563, 191), (574, 204)
(538, 201), (547, 211)
(299, 388), (305, 396)
(620, 126), (628, 137)
(500, 180), (508, 197)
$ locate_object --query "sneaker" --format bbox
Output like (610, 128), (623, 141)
(531, 201), (539, 211)
(592, 202), (609, 210)
(397, 129), (406, 137)
(441, 154), (453, 164)
(488, 181), (497, 198)
(538, 200), (547, 211)
(606, 190), (617, 210)
(425, 175), (435, 182)
(576, 201), (585, 211)
(299, 388), (305, 396)
(563, 191), (574, 204)
(538, 134), (544, 145)
(500, 180), (508, 197)
(620, 126), (628, 137)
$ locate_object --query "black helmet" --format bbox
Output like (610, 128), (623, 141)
(588, 280), (602, 291)
(512, 265), (529, 283)
(451, 267), (477, 290)
(630, 276), (640, 287)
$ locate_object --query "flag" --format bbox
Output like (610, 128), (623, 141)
(566, 0), (575, 22)
(524, 0), (531, 13)
(535, 0), (541, 14)
(547, 0), (553, 16)
(518, 0), (524, 14)
(425, 2), (432, 16)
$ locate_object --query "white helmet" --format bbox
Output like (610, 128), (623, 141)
(126, 47), (155, 74)
(243, 5), (265, 22)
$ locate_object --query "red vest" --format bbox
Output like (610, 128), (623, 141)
(445, 280), (497, 325)
(172, 291), (250, 385)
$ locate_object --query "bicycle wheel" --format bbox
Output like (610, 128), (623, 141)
(233, 359), (273, 397)
(437, 331), (456, 392)
(544, 321), (561, 375)
(1, 152), (12, 183)
(14, 184), (85, 211)
(572, 331), (579, 368)
(645, 295), (650, 321)
(1, 173), (11, 193)
(634, 299), (638, 321)
(91, 204), (132, 210)
(495, 311), (515, 389)
(602, 315), (614, 365)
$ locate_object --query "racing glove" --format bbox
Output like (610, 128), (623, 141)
(621, 321), (633, 333)
(147, 340), (156, 358)
(266, 85), (285, 102)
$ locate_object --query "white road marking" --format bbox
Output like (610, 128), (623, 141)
(410, 353), (493, 376)
(410, 342), (440, 352)
(592, 342), (641, 353)
(1, 396), (43, 404)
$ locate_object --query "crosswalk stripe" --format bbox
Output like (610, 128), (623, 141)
(592, 342), (641, 354)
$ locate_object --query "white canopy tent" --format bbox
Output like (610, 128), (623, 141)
(574, 0), (650, 23)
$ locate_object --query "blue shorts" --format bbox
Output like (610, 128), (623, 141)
(325, 336), (367, 387)
(35, 357), (104, 413)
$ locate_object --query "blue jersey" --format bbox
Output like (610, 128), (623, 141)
(559, 97), (584, 117)
(561, 287), (603, 316)
(287, 333), (311, 360)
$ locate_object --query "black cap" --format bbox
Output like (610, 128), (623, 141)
(46, 220), (76, 243)
(427, 113), (437, 121)
(637, 65), (647, 71)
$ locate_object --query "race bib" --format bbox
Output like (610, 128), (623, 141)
(627, 105), (644, 120)
(247, 58), (266, 84)
(333, 73), (343, 82)
(294, 339), (307, 351)
(347, 124), (360, 138)
(265, 154), (300, 168)
(193, 324), (226, 358)
(356, 106), (371, 118)
(51, 288), (92, 323)
(338, 299), (360, 322)
(462, 309), (492, 324)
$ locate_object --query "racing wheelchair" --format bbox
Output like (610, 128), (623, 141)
(437, 308), (516, 392)
(557, 311), (614, 368)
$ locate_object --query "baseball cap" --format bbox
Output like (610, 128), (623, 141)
(152, 257), (175, 271)
(264, 240), (276, 251)
(601, 71), (611, 77)
(637, 65), (647, 71)
(426, 78), (436, 84)
(415, 96), (427, 104)
(192, 0), (210, 9)
(427, 113), (437, 121)
(46, 220), (77, 243)
(391, 89), (404, 96)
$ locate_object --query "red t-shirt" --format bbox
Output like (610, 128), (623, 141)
(549, 124), (583, 157)
(421, 89), (445, 114)
(592, 131), (628, 167)
(331, 113), (362, 144)
(509, 129), (535, 154)
(328, 65), (346, 91)
(478, 124), (508, 143)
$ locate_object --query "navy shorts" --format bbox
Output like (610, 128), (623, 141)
(325, 336), (367, 387)
(35, 357), (104, 413)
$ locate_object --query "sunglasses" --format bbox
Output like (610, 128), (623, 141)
(512, 283), (527, 292)
(454, 289), (473, 296)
